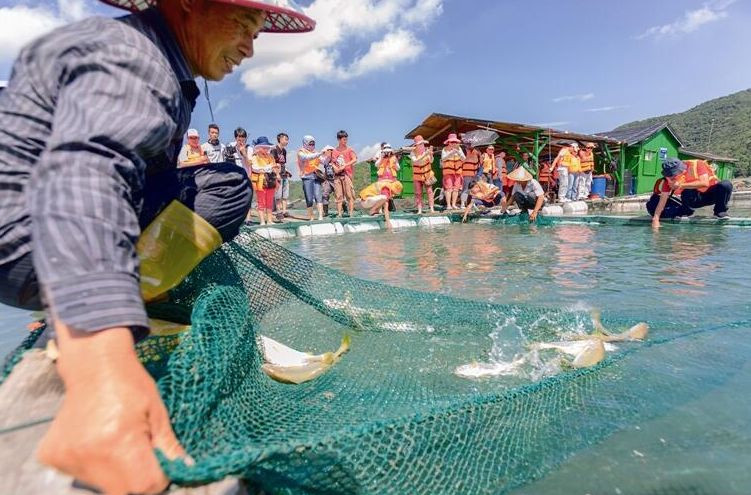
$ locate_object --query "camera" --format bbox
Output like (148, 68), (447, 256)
(224, 144), (237, 159)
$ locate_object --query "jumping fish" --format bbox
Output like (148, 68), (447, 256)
(531, 339), (608, 368)
(261, 335), (351, 385)
(454, 357), (526, 378)
(572, 309), (650, 342)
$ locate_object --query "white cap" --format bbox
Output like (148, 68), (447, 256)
(303, 135), (315, 145)
(382, 143), (393, 154)
(321, 145), (335, 152)
(187, 128), (199, 137)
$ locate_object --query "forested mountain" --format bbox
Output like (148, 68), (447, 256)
(615, 89), (751, 176)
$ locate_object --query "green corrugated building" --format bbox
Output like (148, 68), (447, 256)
(596, 122), (736, 195)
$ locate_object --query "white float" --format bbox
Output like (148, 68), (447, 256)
(418, 216), (452, 227)
(255, 227), (295, 240)
(297, 223), (340, 237)
(615, 202), (644, 213)
(562, 201), (588, 215)
(388, 219), (418, 229)
(541, 205), (564, 216)
(344, 222), (381, 233)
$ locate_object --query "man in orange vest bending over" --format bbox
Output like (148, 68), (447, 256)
(650, 157), (733, 229)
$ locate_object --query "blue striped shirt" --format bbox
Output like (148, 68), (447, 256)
(0, 9), (198, 332)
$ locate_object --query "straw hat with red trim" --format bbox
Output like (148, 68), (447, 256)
(412, 135), (429, 147)
(443, 133), (461, 145)
(100, 0), (315, 33)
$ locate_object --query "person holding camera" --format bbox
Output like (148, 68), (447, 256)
(297, 135), (325, 221)
(226, 127), (254, 220)
(249, 136), (279, 225)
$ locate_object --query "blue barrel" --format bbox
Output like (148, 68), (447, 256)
(591, 176), (607, 198)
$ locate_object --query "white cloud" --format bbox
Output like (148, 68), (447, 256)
(552, 93), (594, 103)
(240, 0), (443, 97)
(585, 105), (629, 113)
(360, 142), (384, 162)
(0, 0), (91, 62)
(636, 0), (735, 40)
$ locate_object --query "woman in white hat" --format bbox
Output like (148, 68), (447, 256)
(409, 135), (435, 214)
(504, 167), (545, 222)
(441, 133), (465, 209)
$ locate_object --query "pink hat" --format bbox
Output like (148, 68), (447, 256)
(100, 0), (316, 33)
(443, 133), (461, 145)
(413, 135), (428, 146)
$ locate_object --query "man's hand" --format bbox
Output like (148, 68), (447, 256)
(529, 210), (538, 222)
(38, 324), (187, 495)
(651, 217), (661, 230)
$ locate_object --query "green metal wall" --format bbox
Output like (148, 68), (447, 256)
(369, 154), (440, 198)
(631, 130), (682, 195)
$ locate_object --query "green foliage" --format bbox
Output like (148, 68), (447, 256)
(616, 88), (751, 176)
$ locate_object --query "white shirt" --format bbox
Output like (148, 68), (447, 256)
(511, 179), (544, 198)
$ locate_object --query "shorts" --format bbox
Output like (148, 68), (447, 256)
(333, 175), (355, 203)
(274, 178), (290, 201)
(442, 174), (462, 192)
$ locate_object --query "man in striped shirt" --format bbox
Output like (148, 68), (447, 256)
(0, 0), (314, 493)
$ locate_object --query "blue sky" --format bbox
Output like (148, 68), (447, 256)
(1, 0), (749, 161)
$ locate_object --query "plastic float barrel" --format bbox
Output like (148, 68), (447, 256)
(418, 216), (451, 227)
(562, 201), (588, 214)
(541, 205), (564, 216)
(591, 176), (607, 198)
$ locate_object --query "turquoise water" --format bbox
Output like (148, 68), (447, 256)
(277, 222), (751, 494)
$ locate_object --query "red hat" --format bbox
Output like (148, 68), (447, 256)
(412, 135), (428, 146)
(100, 0), (316, 33)
(443, 133), (461, 145)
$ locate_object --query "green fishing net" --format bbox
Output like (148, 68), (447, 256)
(3, 223), (750, 494)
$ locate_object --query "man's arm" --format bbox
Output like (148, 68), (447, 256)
(651, 192), (671, 228)
(529, 194), (545, 222)
(26, 39), (187, 493)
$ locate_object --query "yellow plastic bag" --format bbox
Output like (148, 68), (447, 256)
(137, 200), (222, 302)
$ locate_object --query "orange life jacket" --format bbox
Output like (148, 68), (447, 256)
(250, 154), (276, 190)
(442, 148), (463, 175)
(481, 153), (497, 175)
(579, 150), (594, 172)
(411, 149), (433, 182)
(677, 159), (718, 193)
(462, 149), (481, 177)
(561, 150), (581, 173)
(538, 162), (552, 182)
(298, 149), (321, 175)
(475, 181), (500, 202)
(377, 156), (399, 180)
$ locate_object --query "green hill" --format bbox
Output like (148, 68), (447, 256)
(615, 88), (751, 176)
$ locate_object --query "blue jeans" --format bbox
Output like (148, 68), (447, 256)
(566, 172), (580, 200)
(302, 175), (323, 207)
(681, 181), (733, 215)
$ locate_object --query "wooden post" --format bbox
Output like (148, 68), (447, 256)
(0, 349), (247, 495)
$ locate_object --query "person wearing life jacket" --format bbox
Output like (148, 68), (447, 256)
(646, 175), (694, 223)
(376, 143), (400, 180)
(249, 136), (279, 226)
(651, 157), (733, 229)
(577, 142), (596, 199)
(297, 135), (325, 221)
(503, 167), (545, 222)
(460, 143), (481, 208)
(409, 135), (435, 215)
(537, 160), (553, 200)
(461, 178), (505, 222)
(359, 179), (403, 227)
(481, 145), (498, 184)
(552, 142), (579, 203)
(440, 133), (465, 210)
(496, 149), (510, 193)
(177, 128), (209, 167)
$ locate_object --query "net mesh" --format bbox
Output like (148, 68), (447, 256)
(4, 227), (750, 493)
